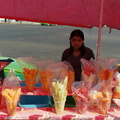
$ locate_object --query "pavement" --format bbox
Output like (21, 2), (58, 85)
(0, 22), (120, 63)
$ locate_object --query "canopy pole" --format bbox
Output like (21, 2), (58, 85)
(96, 0), (104, 60)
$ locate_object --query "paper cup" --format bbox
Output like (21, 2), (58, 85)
(6, 101), (18, 116)
(54, 100), (66, 114)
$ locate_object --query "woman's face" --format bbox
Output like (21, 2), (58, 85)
(70, 36), (84, 50)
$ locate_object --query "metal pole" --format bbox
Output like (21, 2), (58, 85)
(96, 0), (104, 60)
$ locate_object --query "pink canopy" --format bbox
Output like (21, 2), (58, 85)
(0, 0), (120, 29)
(0, 0), (120, 58)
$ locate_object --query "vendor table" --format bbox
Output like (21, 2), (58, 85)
(0, 106), (120, 119)
(0, 85), (120, 119)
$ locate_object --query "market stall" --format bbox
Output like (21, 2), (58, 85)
(0, 57), (120, 120)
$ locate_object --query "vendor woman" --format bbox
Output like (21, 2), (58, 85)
(61, 29), (95, 81)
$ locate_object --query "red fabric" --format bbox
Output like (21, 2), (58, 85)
(0, 0), (120, 29)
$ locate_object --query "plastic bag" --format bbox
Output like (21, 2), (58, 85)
(37, 59), (56, 92)
(17, 56), (39, 91)
(81, 58), (98, 85)
(97, 57), (118, 85)
(37, 59), (55, 70)
(88, 81), (112, 114)
(46, 62), (68, 87)
(45, 61), (74, 92)
(45, 62), (68, 114)
(1, 69), (21, 116)
(63, 61), (75, 92)
(0, 58), (14, 71)
(112, 72), (120, 99)
(72, 81), (91, 114)
(97, 57), (118, 70)
(50, 77), (68, 114)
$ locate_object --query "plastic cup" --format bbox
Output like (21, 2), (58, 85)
(25, 78), (36, 91)
(40, 71), (49, 92)
(6, 101), (18, 116)
(54, 100), (66, 114)
(75, 100), (88, 114)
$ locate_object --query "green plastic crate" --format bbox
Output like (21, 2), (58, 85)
(49, 96), (76, 107)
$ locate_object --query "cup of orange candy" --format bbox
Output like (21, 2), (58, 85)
(2, 87), (21, 116)
(23, 68), (39, 91)
(67, 70), (74, 92)
(40, 70), (49, 92)
(40, 69), (54, 92)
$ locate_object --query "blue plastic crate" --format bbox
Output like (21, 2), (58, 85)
(18, 95), (50, 108)
(20, 83), (41, 87)
(19, 83), (49, 108)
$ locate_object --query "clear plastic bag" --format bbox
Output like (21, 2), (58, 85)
(2, 69), (21, 116)
(17, 56), (39, 91)
(37, 59), (56, 92)
(97, 58), (118, 83)
(45, 62), (68, 114)
(63, 61), (75, 92)
(46, 62), (68, 87)
(88, 81), (112, 114)
(81, 58), (98, 85)
(72, 81), (91, 114)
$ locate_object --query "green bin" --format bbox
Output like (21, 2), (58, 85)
(49, 96), (76, 107)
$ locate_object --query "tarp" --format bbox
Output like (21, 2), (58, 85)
(0, 0), (120, 29)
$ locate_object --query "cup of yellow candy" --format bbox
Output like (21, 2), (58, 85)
(2, 87), (21, 116)
(50, 77), (68, 114)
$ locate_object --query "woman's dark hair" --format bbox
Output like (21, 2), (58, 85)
(69, 29), (85, 56)
(70, 29), (84, 40)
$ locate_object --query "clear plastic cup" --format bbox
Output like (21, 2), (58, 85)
(25, 78), (36, 91)
(54, 100), (66, 114)
(40, 71), (49, 92)
(6, 101), (18, 116)
(75, 100), (88, 114)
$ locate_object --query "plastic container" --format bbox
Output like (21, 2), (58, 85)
(18, 82), (49, 108)
(18, 95), (50, 108)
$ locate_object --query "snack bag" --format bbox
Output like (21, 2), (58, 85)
(88, 81), (112, 114)
(81, 58), (97, 85)
(1, 69), (21, 116)
(37, 59), (56, 92)
(17, 56), (39, 91)
(72, 81), (90, 114)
